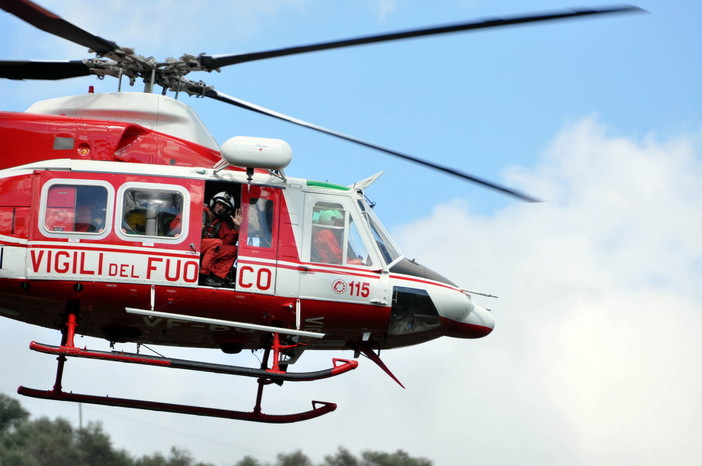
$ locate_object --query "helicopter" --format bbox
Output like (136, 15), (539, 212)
(0, 0), (643, 423)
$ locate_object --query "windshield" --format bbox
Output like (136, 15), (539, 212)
(364, 204), (402, 266)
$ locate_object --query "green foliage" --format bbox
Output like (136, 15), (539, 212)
(276, 450), (314, 466)
(320, 447), (431, 466)
(0, 413), (132, 466)
(0, 394), (432, 466)
(270, 447), (432, 466)
(233, 456), (263, 466)
(0, 394), (29, 434)
(134, 446), (213, 466)
(322, 447), (358, 466)
(0, 396), (206, 466)
(359, 450), (432, 466)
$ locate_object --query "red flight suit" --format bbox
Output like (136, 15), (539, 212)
(312, 229), (342, 264)
(200, 208), (239, 280)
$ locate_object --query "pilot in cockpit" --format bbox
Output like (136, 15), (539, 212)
(312, 209), (344, 264)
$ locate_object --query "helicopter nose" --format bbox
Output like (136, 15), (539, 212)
(442, 295), (495, 339)
(387, 258), (494, 338)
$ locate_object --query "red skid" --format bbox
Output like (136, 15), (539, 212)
(28, 341), (358, 382)
(18, 387), (336, 423)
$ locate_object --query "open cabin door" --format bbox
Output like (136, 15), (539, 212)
(235, 184), (281, 294)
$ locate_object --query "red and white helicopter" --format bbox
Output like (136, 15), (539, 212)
(0, 1), (641, 423)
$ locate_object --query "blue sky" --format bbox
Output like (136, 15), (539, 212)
(2, 1), (702, 465)
(3, 0), (698, 221)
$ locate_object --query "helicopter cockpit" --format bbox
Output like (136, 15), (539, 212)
(311, 203), (373, 267)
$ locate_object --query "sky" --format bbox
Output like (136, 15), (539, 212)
(1, 1), (701, 465)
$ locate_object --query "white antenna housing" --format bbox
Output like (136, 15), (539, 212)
(220, 136), (292, 170)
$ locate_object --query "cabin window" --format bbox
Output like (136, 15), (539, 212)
(311, 202), (372, 266)
(247, 198), (274, 247)
(120, 186), (185, 238)
(43, 183), (109, 235)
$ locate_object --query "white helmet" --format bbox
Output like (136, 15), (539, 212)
(209, 191), (235, 215)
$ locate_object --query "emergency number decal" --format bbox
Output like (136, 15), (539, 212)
(332, 279), (347, 294)
(332, 279), (370, 298)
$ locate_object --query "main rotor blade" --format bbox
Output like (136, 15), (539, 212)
(0, 59), (91, 80)
(206, 89), (539, 202)
(200, 5), (644, 69)
(0, 0), (119, 54)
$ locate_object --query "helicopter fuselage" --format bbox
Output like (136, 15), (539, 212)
(0, 92), (493, 355)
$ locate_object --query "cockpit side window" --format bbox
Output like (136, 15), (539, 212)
(347, 216), (372, 266)
(367, 210), (401, 265)
(310, 201), (372, 266)
(311, 202), (345, 264)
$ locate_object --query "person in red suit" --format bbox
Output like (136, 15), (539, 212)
(199, 191), (242, 287)
(312, 210), (344, 264)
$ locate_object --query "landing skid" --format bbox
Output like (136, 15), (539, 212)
(19, 313), (357, 423)
(18, 387), (337, 423)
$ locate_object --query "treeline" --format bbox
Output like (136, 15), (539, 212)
(0, 394), (431, 466)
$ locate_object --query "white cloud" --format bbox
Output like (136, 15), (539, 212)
(392, 117), (702, 464)
(366, 0), (401, 22)
(37, 0), (314, 54)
